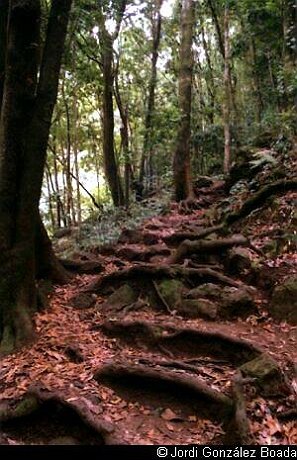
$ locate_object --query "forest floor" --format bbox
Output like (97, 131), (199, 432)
(0, 154), (297, 445)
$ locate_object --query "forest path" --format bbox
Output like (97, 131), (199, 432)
(0, 180), (296, 445)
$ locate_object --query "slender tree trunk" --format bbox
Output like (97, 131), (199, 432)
(139, 0), (163, 192)
(173, 0), (194, 202)
(206, 0), (225, 58)
(223, 2), (231, 175)
(0, 0), (8, 110)
(207, 0), (237, 122)
(52, 142), (65, 227)
(201, 22), (216, 124)
(45, 169), (56, 230)
(101, 33), (124, 207)
(250, 39), (263, 125)
(114, 61), (131, 208)
(97, 2), (126, 209)
(73, 90), (82, 228)
(62, 82), (76, 225)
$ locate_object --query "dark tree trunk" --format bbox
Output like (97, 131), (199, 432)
(101, 33), (124, 207)
(0, 0), (72, 353)
(36, 215), (71, 284)
(0, 0), (41, 354)
(206, 0), (225, 58)
(173, 0), (194, 202)
(0, 0), (8, 110)
(223, 2), (231, 175)
(139, 0), (163, 193)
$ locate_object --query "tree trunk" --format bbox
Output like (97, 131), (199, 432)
(201, 22), (216, 124)
(223, 2), (231, 175)
(0, 0), (72, 353)
(62, 80), (76, 225)
(45, 169), (56, 230)
(114, 61), (131, 208)
(173, 0), (194, 202)
(207, 0), (237, 124)
(36, 214), (71, 284)
(73, 90), (82, 229)
(0, 0), (8, 110)
(101, 32), (124, 207)
(139, 0), (163, 193)
(250, 38), (263, 125)
(52, 141), (65, 227)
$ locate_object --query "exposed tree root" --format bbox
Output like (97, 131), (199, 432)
(225, 179), (297, 225)
(170, 236), (249, 264)
(59, 258), (103, 275)
(152, 280), (175, 314)
(0, 386), (119, 445)
(116, 245), (170, 262)
(163, 224), (225, 246)
(88, 263), (244, 293)
(101, 320), (263, 365)
(137, 357), (227, 377)
(94, 361), (233, 421)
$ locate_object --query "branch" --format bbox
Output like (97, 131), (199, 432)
(112, 0), (127, 41)
(206, 0), (225, 58)
(77, 33), (102, 68)
(47, 144), (102, 210)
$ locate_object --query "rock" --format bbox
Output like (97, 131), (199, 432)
(240, 354), (288, 396)
(187, 283), (222, 300)
(220, 286), (256, 319)
(225, 247), (253, 276)
(102, 284), (138, 311)
(70, 293), (96, 310)
(186, 283), (256, 319)
(116, 246), (145, 261)
(118, 229), (143, 244)
(143, 233), (159, 245)
(176, 299), (217, 320)
(270, 276), (297, 325)
(157, 280), (185, 308)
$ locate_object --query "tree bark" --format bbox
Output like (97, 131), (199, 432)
(173, 0), (194, 202)
(98, 3), (125, 208)
(0, 0), (72, 353)
(73, 89), (82, 229)
(101, 36), (124, 207)
(139, 0), (163, 193)
(0, 0), (8, 110)
(114, 59), (131, 208)
(223, 2), (231, 175)
(62, 79), (76, 225)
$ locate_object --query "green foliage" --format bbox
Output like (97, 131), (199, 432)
(42, 0), (297, 228)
